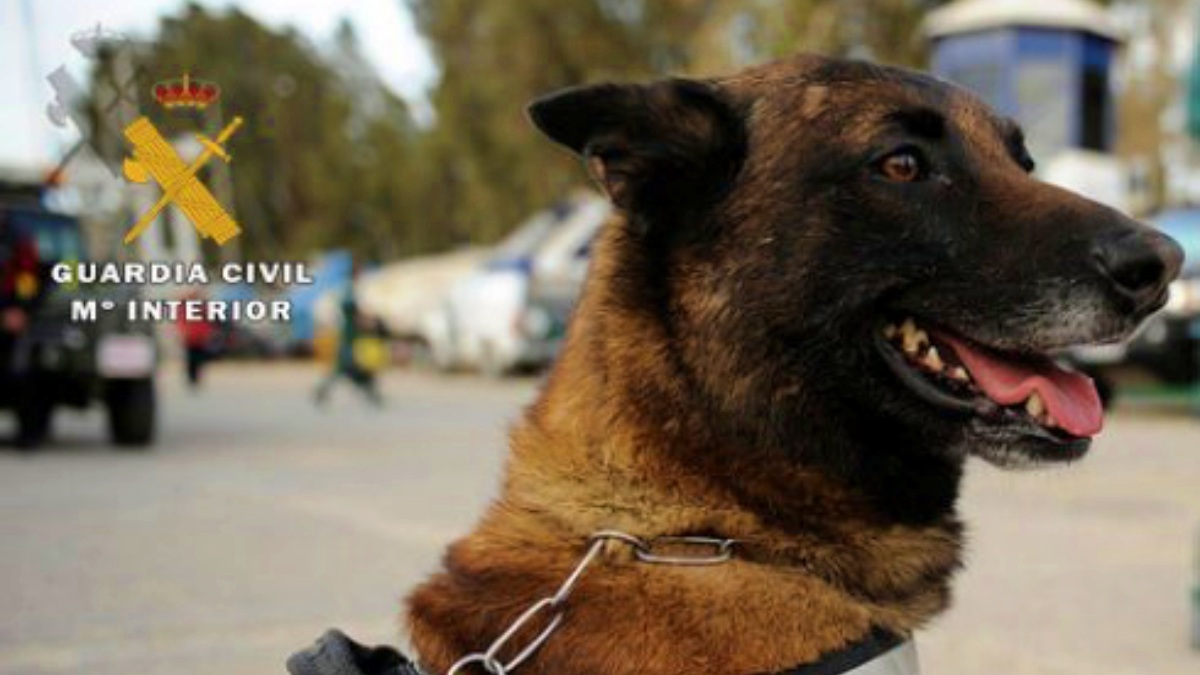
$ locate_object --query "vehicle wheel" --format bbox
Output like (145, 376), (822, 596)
(16, 395), (53, 450)
(106, 378), (156, 448)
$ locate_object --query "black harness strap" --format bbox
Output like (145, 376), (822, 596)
(768, 627), (904, 675)
(288, 627), (904, 675)
(287, 630), (423, 675)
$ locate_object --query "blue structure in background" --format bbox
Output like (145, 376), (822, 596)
(287, 249), (353, 346)
(926, 0), (1120, 161)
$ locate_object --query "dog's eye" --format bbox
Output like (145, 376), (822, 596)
(878, 151), (925, 182)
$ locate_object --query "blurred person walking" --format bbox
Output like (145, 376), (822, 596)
(176, 290), (217, 389)
(314, 263), (384, 407)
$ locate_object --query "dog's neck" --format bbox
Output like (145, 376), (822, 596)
(407, 222), (965, 675)
(510, 228), (966, 593)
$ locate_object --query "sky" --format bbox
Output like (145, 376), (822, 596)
(0, 0), (437, 170)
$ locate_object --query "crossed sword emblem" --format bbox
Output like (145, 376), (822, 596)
(121, 116), (244, 245)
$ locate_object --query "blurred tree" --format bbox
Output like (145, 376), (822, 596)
(708, 0), (949, 69)
(408, 0), (719, 244)
(1112, 0), (1192, 211)
(410, 0), (951, 244)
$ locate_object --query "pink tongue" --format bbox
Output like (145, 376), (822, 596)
(938, 334), (1103, 438)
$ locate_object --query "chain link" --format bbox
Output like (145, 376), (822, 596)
(633, 535), (736, 566)
(445, 530), (737, 675)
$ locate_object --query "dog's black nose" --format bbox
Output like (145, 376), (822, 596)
(1092, 229), (1184, 312)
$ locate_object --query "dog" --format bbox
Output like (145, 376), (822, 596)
(404, 54), (1184, 675)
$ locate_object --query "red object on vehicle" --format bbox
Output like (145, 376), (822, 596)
(1, 237), (39, 300)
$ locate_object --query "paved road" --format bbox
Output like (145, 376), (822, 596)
(1, 364), (1198, 674)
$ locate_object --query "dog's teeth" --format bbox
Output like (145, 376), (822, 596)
(1025, 392), (1046, 419)
(900, 319), (925, 355)
(923, 346), (944, 371)
(949, 366), (970, 382)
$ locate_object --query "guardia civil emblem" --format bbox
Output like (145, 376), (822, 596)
(121, 74), (243, 246)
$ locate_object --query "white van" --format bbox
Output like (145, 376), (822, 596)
(427, 195), (609, 375)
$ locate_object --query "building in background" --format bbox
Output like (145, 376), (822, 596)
(928, 0), (1120, 158)
(926, 0), (1200, 215)
(926, 0), (1132, 212)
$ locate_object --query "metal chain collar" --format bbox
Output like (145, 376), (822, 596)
(445, 530), (737, 675)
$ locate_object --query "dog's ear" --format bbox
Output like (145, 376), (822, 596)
(527, 79), (744, 220)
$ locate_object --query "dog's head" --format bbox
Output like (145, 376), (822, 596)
(529, 55), (1183, 469)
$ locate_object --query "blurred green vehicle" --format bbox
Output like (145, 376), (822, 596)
(0, 179), (158, 449)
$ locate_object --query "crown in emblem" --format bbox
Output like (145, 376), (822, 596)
(153, 74), (220, 110)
